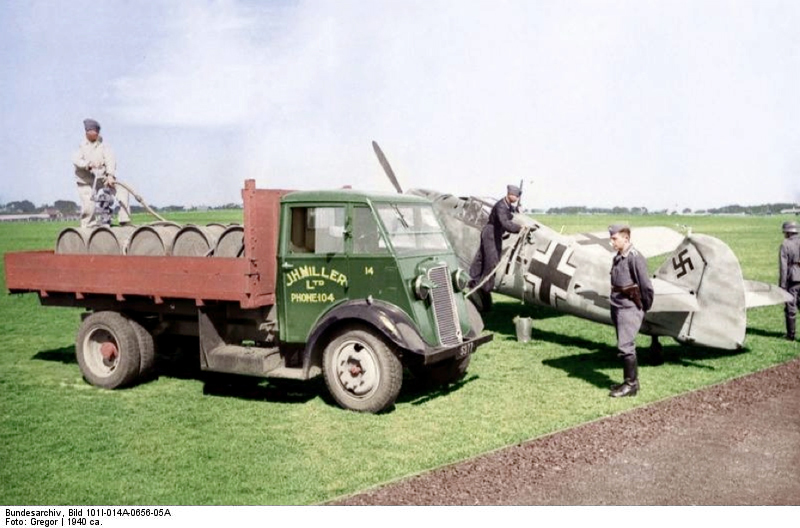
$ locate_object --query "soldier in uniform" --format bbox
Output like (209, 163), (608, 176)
(72, 118), (130, 227)
(779, 220), (800, 341)
(608, 224), (653, 398)
(469, 184), (523, 294)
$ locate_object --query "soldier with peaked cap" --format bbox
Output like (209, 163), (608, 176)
(608, 223), (653, 398)
(469, 184), (523, 295)
(72, 118), (131, 227)
(779, 220), (800, 341)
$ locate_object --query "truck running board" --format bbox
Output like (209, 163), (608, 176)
(202, 344), (283, 377)
(199, 308), (280, 377)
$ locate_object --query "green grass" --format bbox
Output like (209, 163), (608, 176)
(0, 213), (797, 505)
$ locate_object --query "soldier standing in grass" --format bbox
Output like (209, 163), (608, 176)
(72, 118), (131, 227)
(608, 224), (654, 398)
(779, 220), (800, 341)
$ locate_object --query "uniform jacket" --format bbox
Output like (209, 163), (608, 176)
(72, 137), (116, 185)
(780, 234), (800, 289)
(469, 198), (522, 292)
(610, 245), (652, 310)
(486, 198), (521, 250)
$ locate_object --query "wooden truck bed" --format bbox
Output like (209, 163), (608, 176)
(4, 180), (284, 310)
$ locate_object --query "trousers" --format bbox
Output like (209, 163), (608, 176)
(77, 181), (130, 228)
(611, 306), (644, 358)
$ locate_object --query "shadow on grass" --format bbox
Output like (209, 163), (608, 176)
(33, 346), (76, 364)
(202, 374), (321, 405)
(32, 339), (466, 411)
(745, 327), (789, 340)
(481, 300), (563, 339)
(397, 372), (479, 407)
(539, 327), (751, 390)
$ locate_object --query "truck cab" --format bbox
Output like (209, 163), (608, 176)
(275, 190), (490, 412)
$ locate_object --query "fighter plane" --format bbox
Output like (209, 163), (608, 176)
(372, 141), (792, 351)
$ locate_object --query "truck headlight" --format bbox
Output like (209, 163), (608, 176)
(413, 275), (434, 300)
(452, 268), (470, 292)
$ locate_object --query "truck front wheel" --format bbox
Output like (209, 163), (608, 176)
(76, 311), (141, 389)
(322, 325), (403, 413)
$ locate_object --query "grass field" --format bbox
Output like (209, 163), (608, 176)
(1, 212), (797, 505)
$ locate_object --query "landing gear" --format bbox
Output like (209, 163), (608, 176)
(648, 336), (664, 366)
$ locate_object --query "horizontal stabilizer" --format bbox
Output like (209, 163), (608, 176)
(743, 280), (793, 308)
(577, 227), (685, 258)
(649, 278), (699, 312)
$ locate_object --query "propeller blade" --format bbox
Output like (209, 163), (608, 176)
(372, 140), (403, 194)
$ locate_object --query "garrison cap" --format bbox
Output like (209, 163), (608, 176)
(83, 118), (100, 132)
(608, 223), (629, 236)
(783, 221), (799, 234)
(507, 184), (521, 197)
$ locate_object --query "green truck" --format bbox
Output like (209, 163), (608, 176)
(5, 180), (492, 413)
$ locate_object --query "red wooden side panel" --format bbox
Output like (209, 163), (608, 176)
(4, 180), (295, 308)
(5, 251), (254, 305)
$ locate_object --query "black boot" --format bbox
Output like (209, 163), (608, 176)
(610, 356), (639, 397)
(785, 316), (796, 341)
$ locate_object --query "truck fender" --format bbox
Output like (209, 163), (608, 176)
(303, 299), (428, 377)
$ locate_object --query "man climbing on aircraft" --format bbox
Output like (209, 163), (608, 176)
(469, 184), (523, 294)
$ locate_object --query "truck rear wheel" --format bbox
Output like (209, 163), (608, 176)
(76, 311), (141, 389)
(322, 325), (402, 413)
(128, 318), (155, 376)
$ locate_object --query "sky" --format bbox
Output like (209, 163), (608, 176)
(1, 0), (799, 211)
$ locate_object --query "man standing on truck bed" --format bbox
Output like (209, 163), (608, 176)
(72, 118), (130, 227)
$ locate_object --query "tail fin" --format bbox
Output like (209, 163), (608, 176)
(649, 234), (746, 349)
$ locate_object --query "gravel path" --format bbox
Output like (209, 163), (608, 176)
(334, 357), (800, 505)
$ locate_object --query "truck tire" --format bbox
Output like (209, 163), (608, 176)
(412, 355), (471, 387)
(76, 311), (141, 389)
(128, 318), (155, 376)
(322, 325), (403, 413)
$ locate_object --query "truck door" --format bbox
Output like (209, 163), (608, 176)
(278, 204), (349, 344)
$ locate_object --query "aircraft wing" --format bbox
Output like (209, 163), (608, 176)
(743, 280), (794, 308)
(574, 226), (685, 258)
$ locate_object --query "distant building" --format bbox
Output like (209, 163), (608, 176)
(0, 211), (79, 222)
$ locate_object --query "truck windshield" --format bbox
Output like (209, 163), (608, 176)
(375, 203), (450, 254)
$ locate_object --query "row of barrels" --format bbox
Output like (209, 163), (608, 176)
(55, 222), (245, 257)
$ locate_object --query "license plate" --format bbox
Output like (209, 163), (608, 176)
(457, 342), (474, 358)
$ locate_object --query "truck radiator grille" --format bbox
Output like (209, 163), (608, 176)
(428, 265), (462, 347)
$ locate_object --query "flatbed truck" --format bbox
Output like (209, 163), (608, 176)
(4, 180), (492, 412)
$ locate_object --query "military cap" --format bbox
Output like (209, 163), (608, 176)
(507, 184), (522, 197)
(83, 118), (101, 132)
(608, 223), (629, 236)
(783, 221), (799, 234)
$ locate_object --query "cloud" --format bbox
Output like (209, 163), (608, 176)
(4, 1), (798, 209)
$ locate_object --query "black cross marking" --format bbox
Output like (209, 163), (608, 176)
(528, 242), (573, 305)
(672, 248), (695, 278)
(576, 233), (615, 253)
